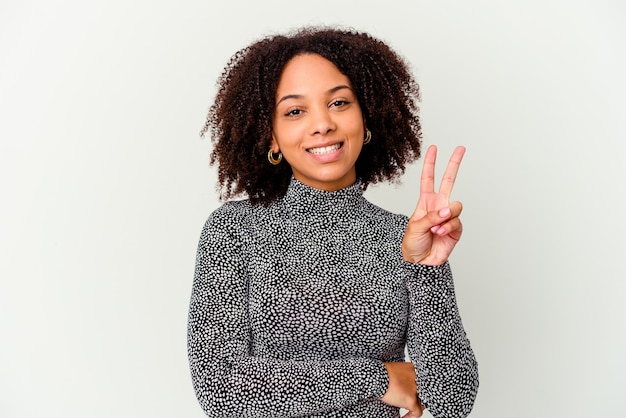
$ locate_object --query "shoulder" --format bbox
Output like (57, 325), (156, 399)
(207, 199), (254, 225)
(198, 200), (256, 244)
(362, 199), (409, 227)
(201, 198), (278, 238)
(359, 199), (409, 242)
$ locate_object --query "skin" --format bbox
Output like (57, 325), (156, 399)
(271, 53), (466, 417)
(403, 144), (466, 267)
(271, 53), (365, 192)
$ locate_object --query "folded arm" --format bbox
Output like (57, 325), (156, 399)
(187, 206), (390, 417)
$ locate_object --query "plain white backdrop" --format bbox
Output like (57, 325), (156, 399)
(1, 0), (625, 417)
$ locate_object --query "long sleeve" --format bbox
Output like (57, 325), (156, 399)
(187, 205), (390, 418)
(404, 261), (478, 418)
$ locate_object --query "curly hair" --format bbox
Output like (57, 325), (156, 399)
(201, 27), (422, 205)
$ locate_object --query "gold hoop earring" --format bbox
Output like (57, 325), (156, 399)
(268, 148), (283, 165)
(363, 129), (372, 145)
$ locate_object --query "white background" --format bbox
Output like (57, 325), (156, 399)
(1, 0), (625, 417)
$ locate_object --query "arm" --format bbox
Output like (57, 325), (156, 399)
(400, 145), (478, 416)
(187, 205), (389, 417)
(404, 261), (478, 418)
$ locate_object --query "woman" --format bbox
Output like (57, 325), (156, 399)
(188, 27), (478, 418)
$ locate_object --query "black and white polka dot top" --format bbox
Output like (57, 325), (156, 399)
(188, 178), (478, 418)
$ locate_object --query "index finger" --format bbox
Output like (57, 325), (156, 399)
(438, 146), (466, 198)
(420, 145), (438, 195)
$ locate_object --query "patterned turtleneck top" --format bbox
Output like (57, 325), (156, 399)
(187, 178), (478, 418)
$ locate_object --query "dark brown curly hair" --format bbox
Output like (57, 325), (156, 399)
(201, 27), (422, 205)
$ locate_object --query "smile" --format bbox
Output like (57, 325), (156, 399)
(307, 143), (343, 155)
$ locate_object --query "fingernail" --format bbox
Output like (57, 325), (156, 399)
(439, 207), (451, 217)
(430, 225), (440, 233)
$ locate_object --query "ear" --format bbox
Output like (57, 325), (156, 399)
(270, 134), (280, 153)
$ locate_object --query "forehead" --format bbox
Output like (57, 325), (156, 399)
(276, 53), (353, 95)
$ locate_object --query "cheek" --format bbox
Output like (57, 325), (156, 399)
(348, 121), (364, 139)
(272, 121), (303, 148)
(344, 109), (365, 136)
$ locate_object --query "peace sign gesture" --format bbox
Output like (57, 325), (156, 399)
(402, 145), (466, 266)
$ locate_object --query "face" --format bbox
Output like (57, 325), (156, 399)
(271, 53), (365, 191)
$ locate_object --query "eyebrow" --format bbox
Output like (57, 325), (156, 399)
(276, 85), (353, 106)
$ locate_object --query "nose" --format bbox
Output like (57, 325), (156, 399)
(310, 107), (336, 136)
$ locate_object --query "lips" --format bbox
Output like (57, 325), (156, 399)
(307, 142), (343, 155)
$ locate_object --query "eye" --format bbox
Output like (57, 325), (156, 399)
(285, 108), (303, 117)
(330, 100), (349, 108)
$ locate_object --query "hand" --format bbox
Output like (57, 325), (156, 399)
(380, 362), (423, 416)
(402, 409), (425, 418)
(402, 145), (466, 266)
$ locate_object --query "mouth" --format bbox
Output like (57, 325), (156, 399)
(306, 142), (343, 155)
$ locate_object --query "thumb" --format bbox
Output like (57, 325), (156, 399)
(409, 205), (455, 233)
(430, 202), (463, 234)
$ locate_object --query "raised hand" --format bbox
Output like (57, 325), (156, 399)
(402, 145), (466, 266)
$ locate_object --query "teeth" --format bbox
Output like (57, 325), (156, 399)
(308, 144), (340, 155)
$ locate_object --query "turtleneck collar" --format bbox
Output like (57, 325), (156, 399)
(281, 177), (366, 219)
